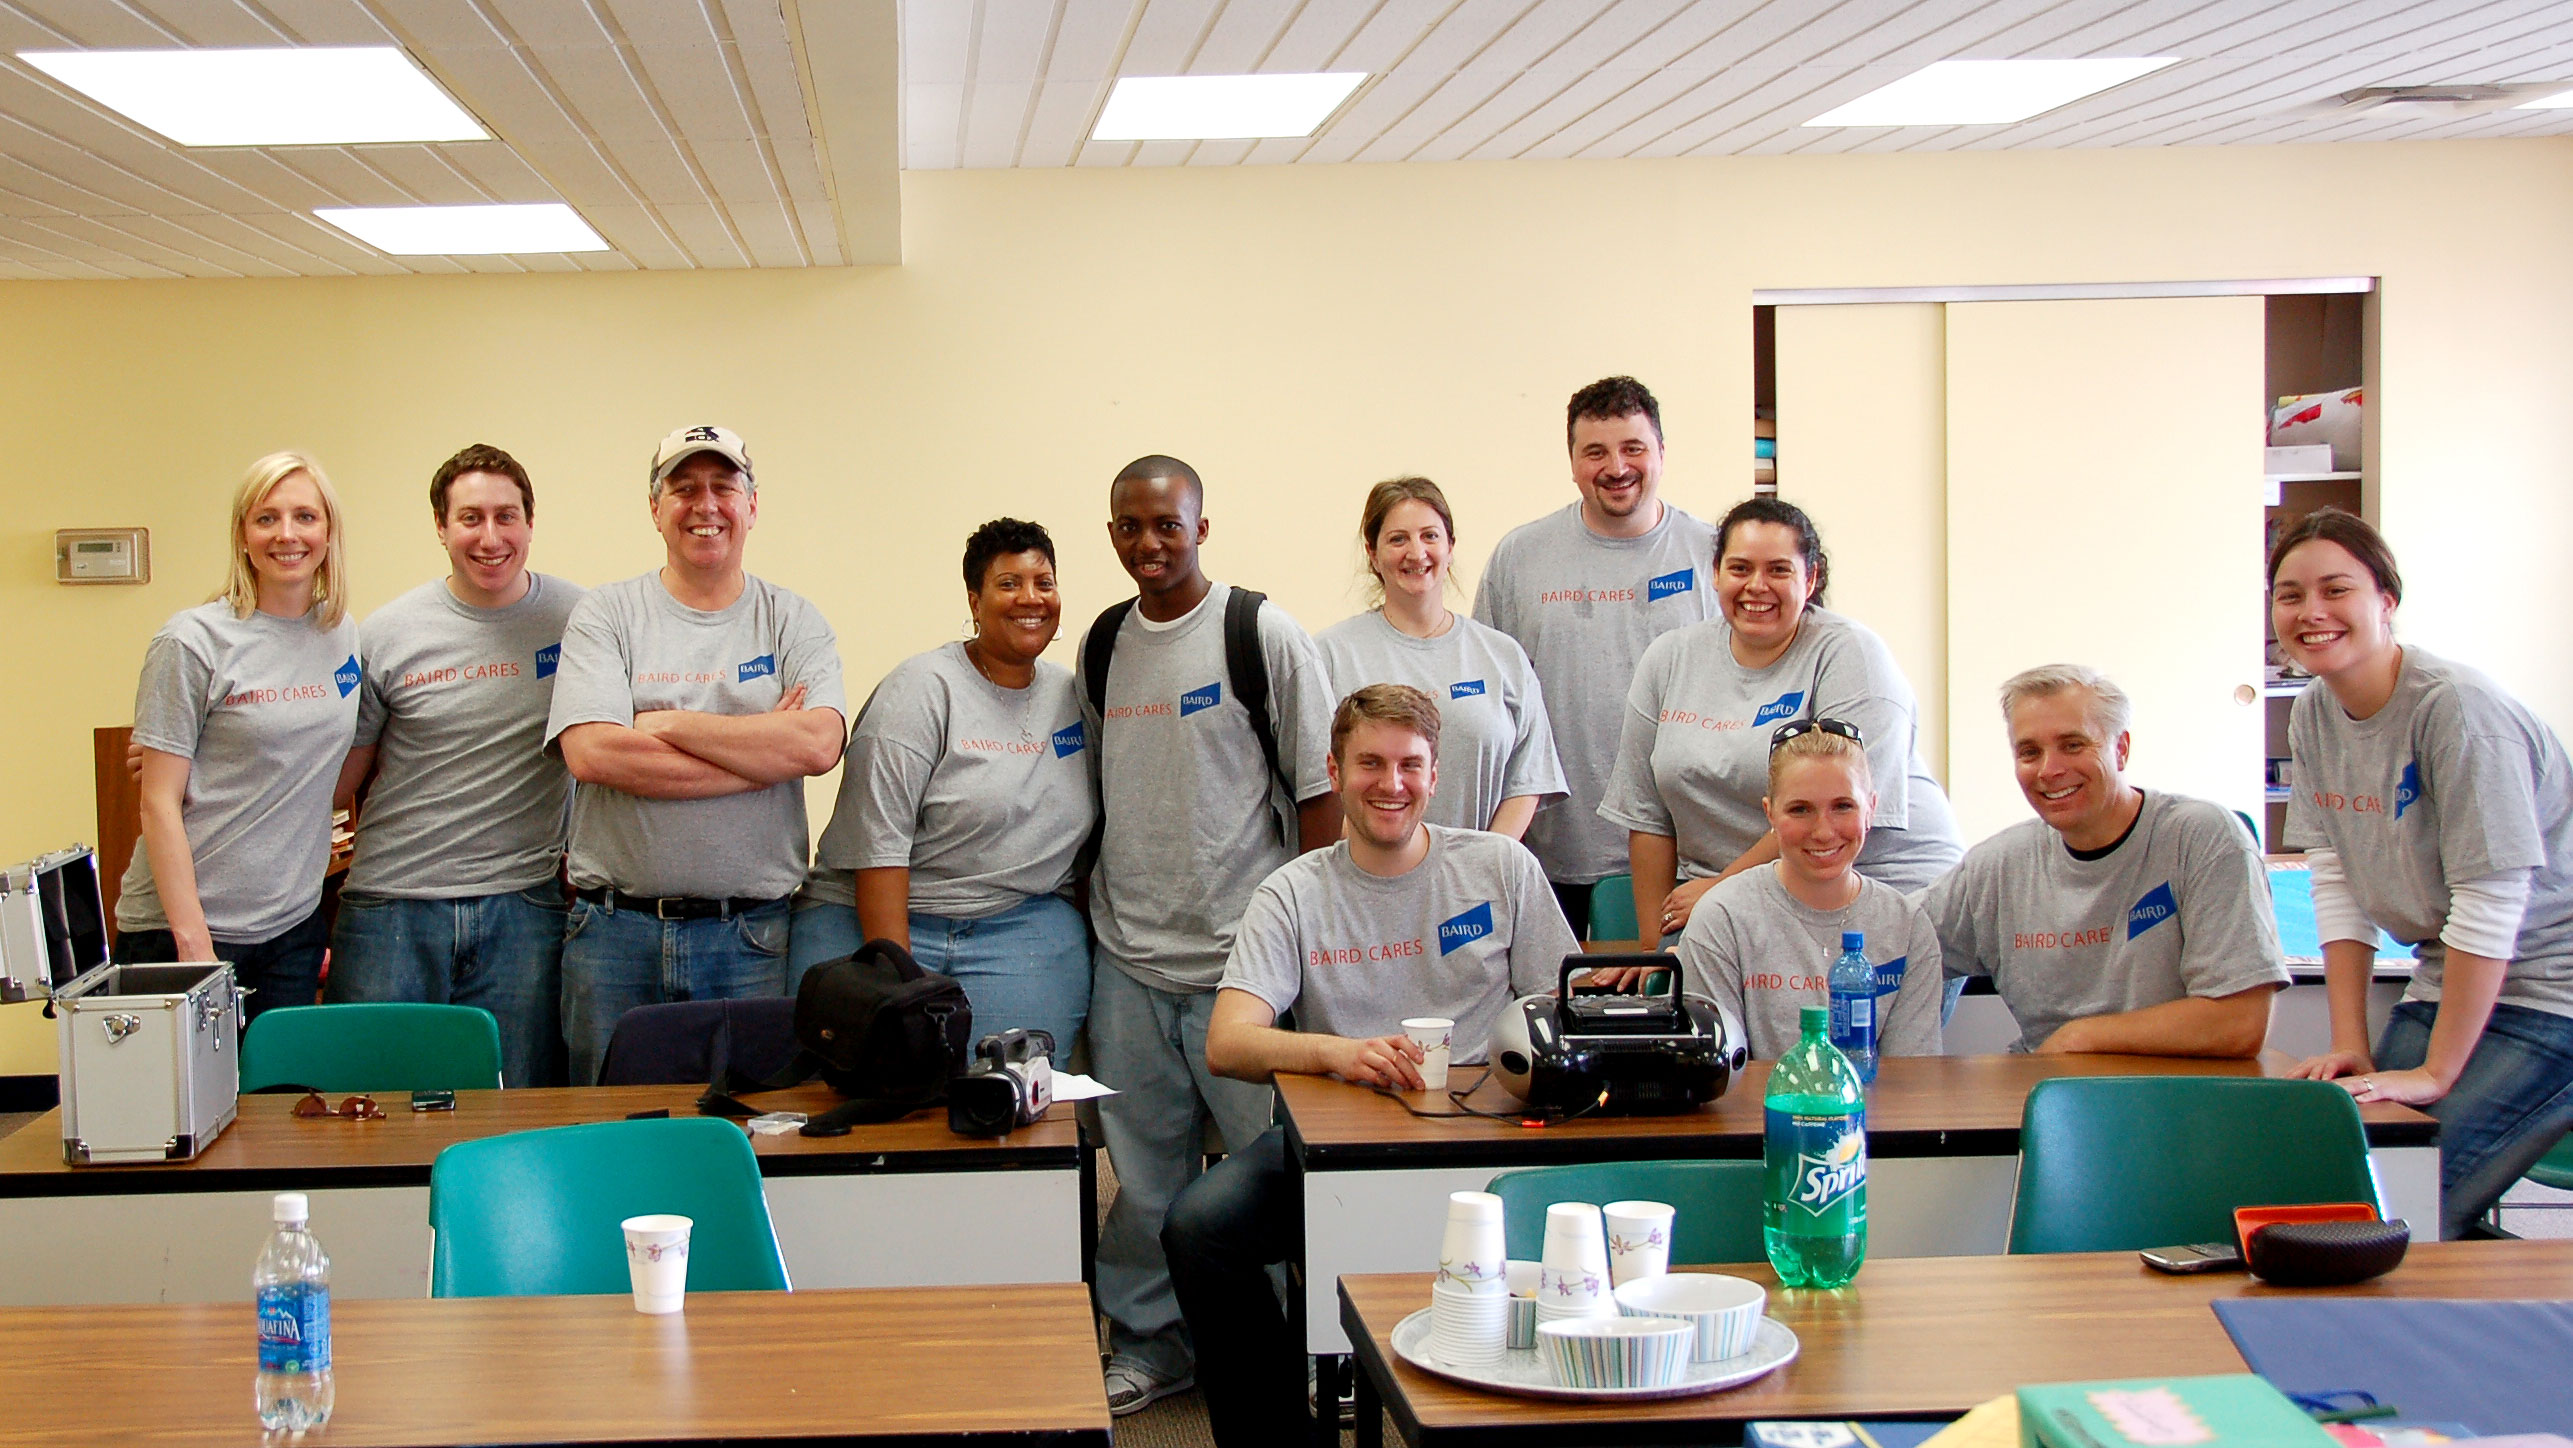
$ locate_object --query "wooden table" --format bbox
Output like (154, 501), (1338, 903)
(1282, 1052), (2437, 1354)
(0, 1282), (1109, 1447)
(0, 1083), (1085, 1305)
(1340, 1239), (2573, 1448)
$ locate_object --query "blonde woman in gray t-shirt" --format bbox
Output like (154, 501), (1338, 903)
(1673, 719), (1944, 1059)
(2274, 508), (2573, 1237)
(114, 452), (361, 1024)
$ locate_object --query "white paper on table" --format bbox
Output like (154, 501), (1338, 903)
(1050, 1072), (1120, 1101)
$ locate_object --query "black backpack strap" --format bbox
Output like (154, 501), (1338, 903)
(1074, 600), (1136, 878)
(1225, 587), (1292, 846)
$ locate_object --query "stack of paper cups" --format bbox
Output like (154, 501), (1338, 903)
(1603, 1200), (1675, 1287)
(1535, 1201), (1615, 1324)
(1429, 1190), (1509, 1366)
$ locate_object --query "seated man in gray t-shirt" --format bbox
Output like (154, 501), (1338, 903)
(1922, 664), (2287, 1056)
(1162, 684), (1578, 1448)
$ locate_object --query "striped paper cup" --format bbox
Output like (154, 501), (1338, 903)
(1536, 1315), (1694, 1389)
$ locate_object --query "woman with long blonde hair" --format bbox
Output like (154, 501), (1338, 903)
(113, 452), (361, 1023)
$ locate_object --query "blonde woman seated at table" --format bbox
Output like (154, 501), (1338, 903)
(1601, 498), (1962, 949)
(1315, 476), (1565, 839)
(789, 518), (1096, 1065)
(1672, 719), (1944, 1059)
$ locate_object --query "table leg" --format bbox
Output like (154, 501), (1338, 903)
(1353, 1354), (1382, 1448)
(1312, 1353), (1347, 1448)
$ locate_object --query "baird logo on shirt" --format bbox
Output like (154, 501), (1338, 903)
(1647, 568), (1695, 601)
(1052, 724), (1086, 758)
(333, 656), (360, 697)
(2395, 761), (2421, 820)
(1450, 679), (1486, 700)
(1751, 690), (1806, 728)
(2127, 882), (2177, 940)
(1874, 956), (1908, 993)
(535, 643), (561, 679)
(737, 654), (776, 683)
(1438, 902), (1495, 955)
(1180, 682), (1222, 717)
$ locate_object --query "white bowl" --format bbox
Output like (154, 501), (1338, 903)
(1613, 1272), (1767, 1362)
(1536, 1315), (1694, 1389)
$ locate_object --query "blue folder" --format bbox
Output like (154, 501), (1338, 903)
(2211, 1297), (2573, 1437)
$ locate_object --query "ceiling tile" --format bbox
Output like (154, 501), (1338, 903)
(630, 43), (759, 141)
(239, 0), (404, 45)
(121, 0), (295, 46)
(481, 0), (618, 47)
(1122, 0), (1219, 76)
(598, 0), (723, 46)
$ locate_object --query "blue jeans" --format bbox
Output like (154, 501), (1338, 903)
(790, 895), (1090, 1068)
(1165, 1126), (1305, 1448)
(2378, 999), (2573, 1239)
(112, 902), (328, 1027)
(327, 885), (569, 1089)
(1089, 956), (1278, 1382)
(559, 896), (789, 1087)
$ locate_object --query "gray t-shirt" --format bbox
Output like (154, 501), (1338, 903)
(544, 571), (847, 901)
(1674, 866), (1944, 1060)
(1079, 583), (1335, 992)
(1923, 791), (2291, 1053)
(2285, 646), (2573, 1018)
(1220, 825), (1578, 1062)
(343, 575), (585, 899)
(1315, 610), (1567, 833)
(116, 603), (361, 941)
(1473, 502), (1719, 885)
(1598, 608), (1964, 892)
(803, 644), (1096, 919)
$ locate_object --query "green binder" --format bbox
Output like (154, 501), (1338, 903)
(2018, 1375), (2334, 1448)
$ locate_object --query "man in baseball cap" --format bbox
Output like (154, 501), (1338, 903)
(541, 425), (848, 1083)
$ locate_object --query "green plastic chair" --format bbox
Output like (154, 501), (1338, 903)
(239, 1003), (504, 1093)
(1487, 1160), (1767, 1266)
(2525, 1130), (2573, 1193)
(2008, 1076), (2380, 1255)
(428, 1117), (789, 1297)
(1588, 873), (1639, 943)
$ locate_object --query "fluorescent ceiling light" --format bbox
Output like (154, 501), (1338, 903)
(1805, 58), (2179, 127)
(2516, 87), (2573, 109)
(18, 47), (485, 146)
(317, 204), (607, 255)
(1092, 73), (1366, 141)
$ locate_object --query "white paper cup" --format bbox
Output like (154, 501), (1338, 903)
(1437, 1191), (1507, 1293)
(1602, 1199), (1675, 1287)
(1614, 1272), (1767, 1362)
(1402, 1017), (1454, 1091)
(622, 1213), (693, 1315)
(1537, 1202), (1613, 1319)
(1428, 1279), (1510, 1366)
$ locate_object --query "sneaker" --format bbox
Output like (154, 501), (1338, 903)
(1103, 1361), (1194, 1417)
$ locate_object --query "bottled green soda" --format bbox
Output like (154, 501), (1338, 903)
(1763, 1005), (1868, 1288)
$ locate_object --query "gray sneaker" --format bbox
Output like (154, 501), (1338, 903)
(1103, 1361), (1194, 1417)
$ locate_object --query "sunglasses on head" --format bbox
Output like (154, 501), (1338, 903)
(1769, 717), (1864, 752)
(292, 1091), (383, 1121)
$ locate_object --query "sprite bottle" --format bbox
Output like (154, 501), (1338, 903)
(1764, 1005), (1867, 1288)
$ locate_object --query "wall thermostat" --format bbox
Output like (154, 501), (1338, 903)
(55, 528), (149, 585)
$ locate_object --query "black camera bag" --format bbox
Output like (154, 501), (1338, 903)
(700, 938), (973, 1136)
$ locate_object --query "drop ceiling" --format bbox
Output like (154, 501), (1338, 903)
(2, 0), (2569, 279)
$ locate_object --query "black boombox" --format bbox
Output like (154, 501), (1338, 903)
(1488, 955), (1749, 1115)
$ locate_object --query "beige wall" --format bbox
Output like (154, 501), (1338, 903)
(3, 138), (2568, 1071)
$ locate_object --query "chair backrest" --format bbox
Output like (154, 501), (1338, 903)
(598, 996), (800, 1087)
(2008, 1076), (2380, 1254)
(1486, 1160), (1766, 1266)
(2523, 1128), (2573, 1192)
(1588, 874), (1638, 943)
(428, 1116), (789, 1297)
(240, 1003), (504, 1092)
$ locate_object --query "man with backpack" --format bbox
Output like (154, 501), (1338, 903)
(1077, 454), (1337, 1415)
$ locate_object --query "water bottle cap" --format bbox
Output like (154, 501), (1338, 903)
(272, 1192), (309, 1225)
(1801, 1005), (1829, 1033)
(1841, 932), (1863, 951)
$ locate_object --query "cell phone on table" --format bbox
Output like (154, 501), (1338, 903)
(409, 1089), (456, 1112)
(2139, 1241), (2244, 1273)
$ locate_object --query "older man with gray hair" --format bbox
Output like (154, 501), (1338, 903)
(1920, 664), (2287, 1056)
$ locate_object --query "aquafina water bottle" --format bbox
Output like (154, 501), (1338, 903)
(254, 1191), (333, 1430)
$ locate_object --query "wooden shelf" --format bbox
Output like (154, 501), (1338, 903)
(2265, 470), (2362, 483)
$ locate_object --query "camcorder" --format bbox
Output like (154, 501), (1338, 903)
(947, 1027), (1055, 1137)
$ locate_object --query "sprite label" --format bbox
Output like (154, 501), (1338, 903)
(1765, 1107), (1867, 1227)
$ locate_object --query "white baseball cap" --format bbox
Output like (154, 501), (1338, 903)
(649, 424), (754, 489)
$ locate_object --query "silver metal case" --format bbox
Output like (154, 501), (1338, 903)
(0, 846), (111, 1004)
(56, 962), (242, 1164)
